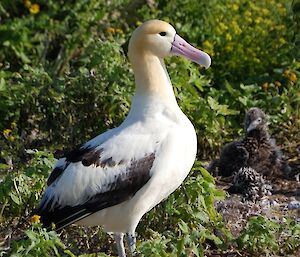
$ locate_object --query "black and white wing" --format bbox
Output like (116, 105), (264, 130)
(36, 132), (158, 230)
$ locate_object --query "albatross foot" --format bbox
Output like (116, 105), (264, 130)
(114, 233), (126, 257)
(127, 232), (137, 256)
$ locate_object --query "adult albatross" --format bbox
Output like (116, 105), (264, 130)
(35, 19), (211, 257)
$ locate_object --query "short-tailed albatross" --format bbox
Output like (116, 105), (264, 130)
(35, 19), (211, 257)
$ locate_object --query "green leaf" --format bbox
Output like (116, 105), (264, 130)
(176, 238), (185, 255)
(178, 220), (190, 234)
(199, 167), (215, 184)
(9, 193), (20, 205)
(0, 77), (6, 91)
(0, 163), (10, 170)
(25, 230), (37, 241)
(207, 96), (219, 111)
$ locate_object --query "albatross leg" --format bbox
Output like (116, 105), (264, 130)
(114, 233), (126, 257)
(127, 232), (136, 255)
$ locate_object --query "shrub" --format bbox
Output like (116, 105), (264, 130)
(237, 216), (300, 256)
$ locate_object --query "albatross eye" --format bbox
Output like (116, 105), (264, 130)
(159, 32), (167, 36)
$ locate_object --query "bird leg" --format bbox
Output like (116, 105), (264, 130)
(114, 233), (126, 257)
(127, 232), (136, 256)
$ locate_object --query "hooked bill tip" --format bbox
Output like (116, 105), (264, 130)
(199, 51), (211, 69)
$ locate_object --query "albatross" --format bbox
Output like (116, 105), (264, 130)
(208, 107), (291, 178)
(36, 19), (211, 257)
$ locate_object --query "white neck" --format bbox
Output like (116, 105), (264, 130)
(129, 51), (177, 105)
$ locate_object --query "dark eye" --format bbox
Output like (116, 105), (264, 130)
(159, 32), (167, 36)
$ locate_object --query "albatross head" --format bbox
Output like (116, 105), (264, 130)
(128, 20), (211, 69)
(244, 107), (268, 133)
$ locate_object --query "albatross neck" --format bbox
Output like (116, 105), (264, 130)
(247, 128), (270, 142)
(130, 52), (178, 106)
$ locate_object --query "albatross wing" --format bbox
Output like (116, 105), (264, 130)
(36, 123), (163, 230)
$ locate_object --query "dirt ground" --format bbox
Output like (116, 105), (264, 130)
(216, 177), (300, 235)
(206, 156), (300, 257)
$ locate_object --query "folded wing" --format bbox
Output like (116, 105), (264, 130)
(36, 142), (156, 230)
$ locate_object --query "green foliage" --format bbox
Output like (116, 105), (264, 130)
(0, 150), (54, 219)
(0, 0), (133, 151)
(10, 224), (75, 257)
(138, 0), (295, 84)
(138, 232), (172, 257)
(237, 216), (300, 256)
(0, 0), (298, 157)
